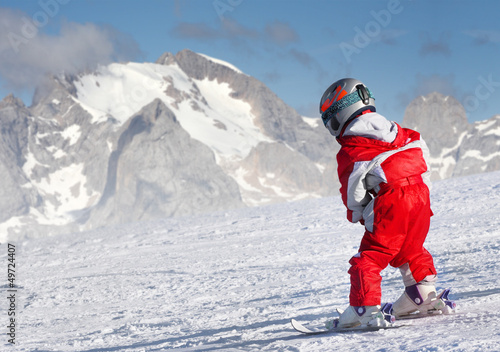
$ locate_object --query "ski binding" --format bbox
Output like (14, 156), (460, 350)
(291, 302), (397, 335)
(395, 288), (457, 320)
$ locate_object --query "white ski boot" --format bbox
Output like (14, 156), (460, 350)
(325, 303), (395, 329)
(392, 283), (455, 317)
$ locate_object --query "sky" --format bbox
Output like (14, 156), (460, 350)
(1, 0), (500, 123)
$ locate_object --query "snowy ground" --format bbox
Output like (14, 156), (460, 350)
(3, 170), (500, 351)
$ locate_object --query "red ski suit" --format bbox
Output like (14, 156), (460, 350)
(336, 112), (437, 306)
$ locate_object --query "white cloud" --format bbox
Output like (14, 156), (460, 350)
(264, 21), (299, 46)
(419, 32), (452, 57)
(463, 30), (500, 45)
(0, 8), (141, 92)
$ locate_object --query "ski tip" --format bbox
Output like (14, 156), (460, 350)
(290, 319), (321, 334)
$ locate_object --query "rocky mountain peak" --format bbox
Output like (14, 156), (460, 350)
(0, 94), (26, 109)
(402, 92), (500, 180)
(402, 92), (469, 154)
(155, 51), (177, 66)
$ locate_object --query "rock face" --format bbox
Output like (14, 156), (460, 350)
(0, 96), (32, 223)
(402, 92), (500, 180)
(454, 115), (500, 176)
(0, 49), (338, 240)
(84, 99), (244, 229)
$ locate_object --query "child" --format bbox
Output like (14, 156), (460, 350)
(319, 78), (443, 328)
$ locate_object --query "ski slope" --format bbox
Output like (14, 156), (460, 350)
(6, 170), (500, 351)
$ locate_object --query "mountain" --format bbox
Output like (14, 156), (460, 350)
(16, 170), (500, 351)
(402, 92), (500, 180)
(1, 50), (500, 240)
(0, 49), (338, 240)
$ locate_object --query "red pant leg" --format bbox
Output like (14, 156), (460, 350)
(390, 183), (437, 283)
(348, 183), (436, 306)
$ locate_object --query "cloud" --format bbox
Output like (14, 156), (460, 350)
(173, 0), (183, 18)
(264, 21), (299, 46)
(171, 18), (258, 41)
(288, 48), (328, 82)
(289, 48), (313, 67)
(419, 32), (452, 57)
(221, 18), (259, 39)
(413, 73), (458, 97)
(171, 22), (220, 40)
(171, 18), (327, 86)
(375, 29), (407, 45)
(263, 70), (281, 83)
(172, 19), (299, 47)
(463, 30), (500, 45)
(0, 8), (142, 92)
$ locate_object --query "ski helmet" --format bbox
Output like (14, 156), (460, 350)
(319, 78), (376, 136)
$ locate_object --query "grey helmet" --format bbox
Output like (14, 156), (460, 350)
(319, 78), (376, 136)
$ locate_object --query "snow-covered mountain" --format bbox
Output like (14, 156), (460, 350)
(12, 170), (500, 351)
(403, 92), (500, 180)
(0, 49), (337, 240)
(1, 50), (500, 240)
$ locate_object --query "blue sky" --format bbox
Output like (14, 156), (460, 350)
(1, 0), (500, 123)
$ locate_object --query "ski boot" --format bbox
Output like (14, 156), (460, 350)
(392, 283), (456, 318)
(325, 302), (395, 329)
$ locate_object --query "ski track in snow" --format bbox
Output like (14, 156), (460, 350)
(4, 171), (500, 351)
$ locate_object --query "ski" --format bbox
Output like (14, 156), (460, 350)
(291, 302), (399, 335)
(290, 319), (331, 335)
(290, 318), (403, 335)
(291, 290), (457, 335)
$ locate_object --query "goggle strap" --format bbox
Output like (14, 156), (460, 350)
(321, 88), (374, 126)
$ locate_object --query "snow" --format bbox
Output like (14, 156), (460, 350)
(428, 131), (468, 179)
(7, 170), (500, 351)
(21, 150), (46, 178)
(475, 119), (496, 132)
(73, 63), (178, 124)
(302, 116), (321, 128)
(73, 62), (270, 163)
(183, 77), (272, 162)
(474, 115), (500, 133)
(27, 162), (99, 225)
(59, 124), (81, 146)
(315, 162), (326, 173)
(233, 167), (253, 190)
(13, 152), (101, 236)
(51, 149), (66, 159)
(197, 52), (244, 74)
(485, 126), (500, 137)
(22, 125), (50, 178)
(462, 149), (500, 162)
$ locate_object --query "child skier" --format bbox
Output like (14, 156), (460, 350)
(319, 78), (445, 328)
